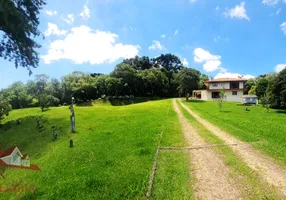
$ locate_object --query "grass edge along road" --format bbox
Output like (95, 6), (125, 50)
(181, 99), (286, 166)
(176, 99), (279, 199)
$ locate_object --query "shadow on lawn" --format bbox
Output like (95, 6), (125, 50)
(185, 100), (206, 103)
(0, 114), (70, 159)
(77, 97), (166, 107)
(276, 110), (286, 114)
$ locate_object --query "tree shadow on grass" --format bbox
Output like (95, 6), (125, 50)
(185, 100), (206, 103)
(275, 110), (286, 114)
(76, 97), (167, 107)
(219, 110), (231, 113)
(0, 114), (70, 160)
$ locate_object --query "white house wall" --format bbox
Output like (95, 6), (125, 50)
(224, 91), (244, 102)
(209, 82), (230, 90)
(239, 82), (244, 89)
(201, 90), (209, 100)
(1, 156), (10, 164)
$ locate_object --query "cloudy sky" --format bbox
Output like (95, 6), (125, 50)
(1, 0), (286, 88)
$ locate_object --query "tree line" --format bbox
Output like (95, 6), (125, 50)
(244, 69), (286, 109)
(0, 54), (208, 120)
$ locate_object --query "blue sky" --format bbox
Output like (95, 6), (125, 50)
(1, 0), (286, 88)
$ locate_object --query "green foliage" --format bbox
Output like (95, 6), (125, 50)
(248, 85), (257, 95)
(139, 69), (168, 97)
(244, 78), (256, 91)
(198, 74), (209, 89)
(260, 94), (271, 112)
(268, 68), (286, 109)
(175, 68), (200, 96)
(217, 89), (225, 111)
(0, 0), (46, 74)
(0, 97), (11, 121)
(255, 78), (269, 99)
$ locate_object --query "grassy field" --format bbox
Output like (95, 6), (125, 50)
(0, 99), (192, 200)
(182, 100), (286, 166)
(177, 100), (278, 199)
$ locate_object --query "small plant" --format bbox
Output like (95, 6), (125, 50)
(260, 94), (271, 112)
(217, 89), (225, 111)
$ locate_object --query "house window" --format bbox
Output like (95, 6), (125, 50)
(212, 83), (218, 87)
(230, 82), (239, 89)
(232, 91), (237, 95)
(212, 92), (220, 98)
(13, 154), (18, 162)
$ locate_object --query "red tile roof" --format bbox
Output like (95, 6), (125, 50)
(0, 159), (9, 167)
(22, 154), (29, 159)
(0, 146), (17, 158)
(206, 78), (248, 83)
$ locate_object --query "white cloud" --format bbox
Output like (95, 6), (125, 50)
(174, 29), (179, 36)
(63, 14), (74, 24)
(262, 0), (280, 6)
(189, 0), (197, 3)
(45, 10), (57, 16)
(216, 6), (220, 11)
(280, 22), (286, 34)
(276, 8), (282, 15)
(182, 58), (189, 67)
(203, 60), (222, 72)
(148, 40), (165, 50)
(215, 71), (254, 79)
(194, 48), (222, 72)
(42, 25), (140, 64)
(275, 64), (286, 72)
(44, 23), (67, 36)
(161, 34), (166, 38)
(223, 2), (250, 21)
(193, 48), (221, 63)
(80, 5), (90, 19)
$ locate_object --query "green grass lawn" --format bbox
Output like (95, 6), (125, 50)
(177, 100), (277, 199)
(182, 100), (286, 166)
(0, 99), (192, 200)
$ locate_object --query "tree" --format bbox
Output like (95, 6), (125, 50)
(248, 85), (257, 95)
(110, 63), (139, 95)
(175, 68), (200, 97)
(217, 89), (225, 111)
(244, 78), (256, 91)
(139, 69), (168, 97)
(0, 97), (11, 122)
(198, 74), (209, 89)
(105, 77), (123, 96)
(268, 68), (286, 109)
(0, 0), (46, 74)
(255, 78), (269, 99)
(123, 56), (152, 70)
(260, 93), (271, 112)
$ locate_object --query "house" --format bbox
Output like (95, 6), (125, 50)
(192, 78), (248, 102)
(0, 146), (39, 170)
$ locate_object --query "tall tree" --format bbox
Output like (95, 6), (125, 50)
(269, 68), (286, 109)
(175, 68), (200, 97)
(110, 63), (139, 95)
(0, 0), (46, 74)
(255, 78), (269, 99)
(139, 69), (168, 97)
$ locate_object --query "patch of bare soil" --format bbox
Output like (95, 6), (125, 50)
(180, 99), (286, 197)
(173, 100), (242, 200)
